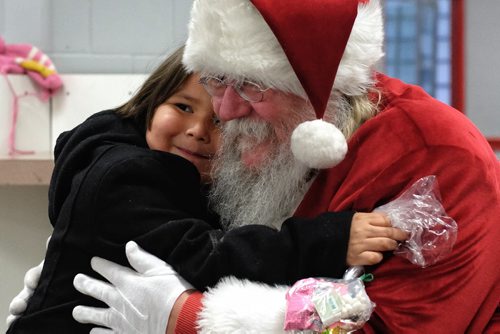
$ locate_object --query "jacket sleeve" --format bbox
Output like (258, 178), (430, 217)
(85, 148), (354, 290)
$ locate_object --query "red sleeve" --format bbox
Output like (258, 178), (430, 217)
(174, 292), (204, 334)
(484, 308), (500, 334)
(356, 146), (500, 333)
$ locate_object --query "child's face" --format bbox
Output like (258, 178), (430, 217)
(146, 74), (221, 183)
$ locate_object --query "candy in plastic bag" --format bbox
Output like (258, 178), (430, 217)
(284, 266), (374, 333)
(375, 175), (458, 267)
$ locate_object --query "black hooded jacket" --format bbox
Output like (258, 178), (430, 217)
(8, 110), (353, 333)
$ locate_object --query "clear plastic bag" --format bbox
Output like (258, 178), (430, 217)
(375, 175), (458, 267)
(284, 267), (374, 333)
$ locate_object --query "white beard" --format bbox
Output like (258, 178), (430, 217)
(209, 118), (314, 230)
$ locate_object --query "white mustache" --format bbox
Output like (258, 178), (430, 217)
(221, 119), (277, 154)
(223, 119), (273, 140)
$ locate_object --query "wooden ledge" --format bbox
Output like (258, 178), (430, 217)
(0, 154), (54, 185)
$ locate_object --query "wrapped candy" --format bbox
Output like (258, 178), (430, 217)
(284, 267), (374, 333)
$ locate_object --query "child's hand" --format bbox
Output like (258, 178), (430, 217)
(346, 213), (409, 266)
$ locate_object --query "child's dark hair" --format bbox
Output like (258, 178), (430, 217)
(116, 45), (190, 130)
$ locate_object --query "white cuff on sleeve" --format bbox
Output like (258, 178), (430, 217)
(197, 276), (289, 333)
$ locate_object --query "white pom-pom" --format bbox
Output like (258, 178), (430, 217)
(291, 119), (348, 169)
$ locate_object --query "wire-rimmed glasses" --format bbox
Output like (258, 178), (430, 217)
(199, 76), (269, 103)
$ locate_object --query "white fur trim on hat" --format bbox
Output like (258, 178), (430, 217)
(183, 0), (384, 97)
(184, 0), (305, 98)
(336, 0), (385, 95)
(291, 120), (348, 169)
(197, 277), (288, 333)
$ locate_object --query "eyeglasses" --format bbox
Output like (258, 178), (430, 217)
(199, 76), (269, 103)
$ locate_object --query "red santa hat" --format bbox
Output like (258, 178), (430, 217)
(183, 0), (384, 169)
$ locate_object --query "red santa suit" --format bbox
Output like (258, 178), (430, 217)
(178, 1), (499, 332)
(295, 73), (500, 333)
(182, 73), (500, 334)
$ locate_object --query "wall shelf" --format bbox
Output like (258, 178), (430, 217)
(1, 74), (147, 186)
(0, 154), (53, 186)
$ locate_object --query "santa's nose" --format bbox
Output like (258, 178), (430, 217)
(214, 86), (252, 121)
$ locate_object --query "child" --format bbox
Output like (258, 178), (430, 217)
(7, 46), (407, 333)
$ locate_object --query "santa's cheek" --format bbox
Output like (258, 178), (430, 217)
(252, 104), (280, 123)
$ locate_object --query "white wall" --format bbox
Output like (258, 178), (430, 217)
(0, 186), (52, 332)
(465, 0), (500, 140)
(0, 0), (194, 74)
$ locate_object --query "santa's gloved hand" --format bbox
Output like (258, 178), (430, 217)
(72, 241), (193, 334)
(6, 235), (50, 327)
(6, 260), (45, 327)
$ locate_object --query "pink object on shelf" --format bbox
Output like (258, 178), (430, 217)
(0, 36), (63, 156)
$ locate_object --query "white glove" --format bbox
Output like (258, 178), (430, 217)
(6, 260), (45, 327)
(6, 235), (50, 327)
(72, 241), (193, 334)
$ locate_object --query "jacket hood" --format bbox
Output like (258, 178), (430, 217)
(48, 111), (147, 225)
